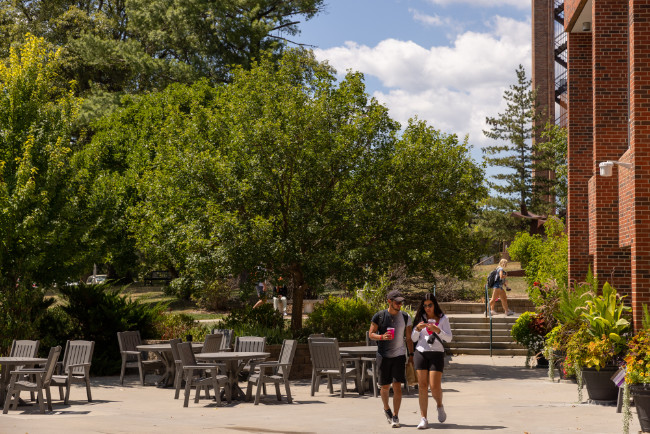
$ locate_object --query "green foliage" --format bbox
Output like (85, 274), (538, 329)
(511, 311), (547, 365)
(554, 275), (595, 326)
(0, 284), (54, 355)
(581, 282), (631, 348)
(40, 282), (168, 375)
(216, 304), (285, 331)
(624, 329), (650, 385)
(87, 49), (486, 332)
(0, 34), (87, 289)
(643, 304), (650, 330)
(533, 123), (567, 213)
(193, 278), (237, 311)
(166, 278), (202, 301)
(508, 216), (568, 302)
(304, 296), (373, 342)
(155, 313), (197, 340)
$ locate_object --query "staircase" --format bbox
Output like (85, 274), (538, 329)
(439, 300), (535, 356)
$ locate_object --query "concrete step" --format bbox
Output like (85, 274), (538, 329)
(446, 341), (525, 350)
(440, 299), (535, 314)
(449, 348), (530, 356)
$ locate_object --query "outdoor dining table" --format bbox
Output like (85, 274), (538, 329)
(136, 342), (203, 388)
(0, 356), (47, 406)
(195, 351), (270, 401)
(338, 346), (377, 395)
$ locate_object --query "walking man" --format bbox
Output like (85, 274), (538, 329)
(369, 290), (414, 428)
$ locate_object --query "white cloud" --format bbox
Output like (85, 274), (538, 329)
(313, 16), (531, 149)
(426, 0), (529, 10)
(409, 9), (447, 26)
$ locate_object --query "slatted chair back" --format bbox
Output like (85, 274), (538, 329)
(41, 346), (62, 387)
(308, 337), (341, 371)
(277, 339), (298, 378)
(117, 331), (143, 362)
(61, 340), (95, 376)
(9, 340), (39, 358)
(234, 336), (266, 353)
(170, 338), (182, 363)
(202, 334), (223, 353)
(211, 329), (233, 350)
(365, 331), (378, 346)
(178, 342), (198, 368)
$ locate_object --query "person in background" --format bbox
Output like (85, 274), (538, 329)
(253, 280), (269, 309)
(489, 259), (514, 316)
(273, 277), (288, 316)
(411, 293), (452, 429)
(368, 290), (414, 428)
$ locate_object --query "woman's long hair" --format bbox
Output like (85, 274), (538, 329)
(413, 293), (444, 325)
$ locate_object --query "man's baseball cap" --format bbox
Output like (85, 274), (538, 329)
(387, 290), (405, 302)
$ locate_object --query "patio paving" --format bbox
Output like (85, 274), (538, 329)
(1, 355), (639, 433)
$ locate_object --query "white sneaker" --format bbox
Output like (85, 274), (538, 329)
(490, 310), (497, 315)
(417, 417), (428, 429)
(437, 406), (447, 423)
(391, 416), (400, 428)
(506, 310), (515, 316)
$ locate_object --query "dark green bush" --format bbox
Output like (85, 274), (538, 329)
(39, 282), (168, 375)
(216, 303), (284, 330)
(156, 313), (210, 341)
(0, 284), (54, 356)
(304, 296), (373, 342)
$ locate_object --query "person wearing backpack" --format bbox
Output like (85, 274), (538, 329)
(488, 258), (514, 316)
(368, 290), (414, 428)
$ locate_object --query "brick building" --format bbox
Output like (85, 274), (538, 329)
(565, 0), (650, 328)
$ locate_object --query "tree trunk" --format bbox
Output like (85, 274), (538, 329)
(289, 263), (306, 332)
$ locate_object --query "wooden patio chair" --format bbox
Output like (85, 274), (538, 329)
(361, 331), (378, 397)
(169, 339), (183, 399)
(234, 336), (266, 378)
(3, 346), (61, 414)
(211, 328), (233, 351)
(308, 337), (359, 398)
(177, 342), (229, 407)
(50, 340), (94, 404)
(7, 339), (40, 400)
(117, 331), (164, 385)
(201, 334), (224, 354)
(245, 339), (297, 405)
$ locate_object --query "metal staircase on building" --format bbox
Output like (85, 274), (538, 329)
(439, 300), (536, 356)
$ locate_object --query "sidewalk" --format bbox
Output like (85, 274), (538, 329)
(1, 355), (639, 434)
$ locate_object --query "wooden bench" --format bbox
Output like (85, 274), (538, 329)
(143, 271), (173, 285)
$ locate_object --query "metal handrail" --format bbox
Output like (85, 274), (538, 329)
(484, 284), (493, 357)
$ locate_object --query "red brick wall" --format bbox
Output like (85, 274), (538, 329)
(629, 0), (650, 330)
(589, 0), (631, 295)
(567, 32), (593, 285)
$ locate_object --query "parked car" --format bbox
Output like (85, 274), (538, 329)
(86, 274), (108, 285)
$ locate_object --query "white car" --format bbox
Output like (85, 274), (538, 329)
(86, 274), (108, 285)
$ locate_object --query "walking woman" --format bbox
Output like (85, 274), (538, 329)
(411, 293), (452, 429)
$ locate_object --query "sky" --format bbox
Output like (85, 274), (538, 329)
(292, 0), (532, 165)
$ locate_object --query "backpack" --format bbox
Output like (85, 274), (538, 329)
(487, 268), (499, 288)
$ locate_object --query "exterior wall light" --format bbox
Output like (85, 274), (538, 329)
(599, 161), (633, 177)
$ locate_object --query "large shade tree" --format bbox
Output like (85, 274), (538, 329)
(85, 49), (486, 331)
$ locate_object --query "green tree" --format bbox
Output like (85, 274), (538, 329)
(0, 0), (324, 122)
(0, 34), (84, 288)
(88, 49), (486, 331)
(533, 123), (567, 213)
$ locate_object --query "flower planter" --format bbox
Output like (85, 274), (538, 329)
(582, 366), (619, 403)
(631, 384), (650, 433)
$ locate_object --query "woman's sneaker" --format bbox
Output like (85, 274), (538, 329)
(384, 408), (394, 424)
(391, 416), (400, 428)
(437, 406), (447, 423)
(506, 310), (515, 316)
(417, 417), (428, 429)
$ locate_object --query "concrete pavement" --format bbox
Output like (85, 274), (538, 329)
(0, 355), (639, 434)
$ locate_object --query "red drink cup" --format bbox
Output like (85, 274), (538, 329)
(427, 319), (436, 335)
(387, 327), (395, 339)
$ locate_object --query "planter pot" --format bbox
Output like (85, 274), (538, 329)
(582, 366), (619, 402)
(631, 384), (650, 433)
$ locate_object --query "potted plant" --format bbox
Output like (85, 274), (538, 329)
(565, 282), (630, 402)
(622, 306), (650, 434)
(544, 323), (577, 381)
(511, 311), (549, 368)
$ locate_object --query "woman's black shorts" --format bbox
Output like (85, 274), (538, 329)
(414, 350), (445, 372)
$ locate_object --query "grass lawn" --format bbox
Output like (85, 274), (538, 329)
(473, 262), (528, 298)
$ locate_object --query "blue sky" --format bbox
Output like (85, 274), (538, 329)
(291, 0), (532, 164)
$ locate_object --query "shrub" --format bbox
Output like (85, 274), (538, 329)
(511, 311), (547, 366)
(215, 303), (284, 332)
(193, 278), (237, 311)
(40, 282), (168, 375)
(304, 296), (373, 342)
(0, 284), (54, 356)
(166, 277), (202, 301)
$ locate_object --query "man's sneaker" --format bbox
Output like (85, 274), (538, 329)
(437, 406), (447, 423)
(384, 408), (394, 424)
(417, 417), (428, 429)
(506, 310), (515, 316)
(391, 416), (400, 428)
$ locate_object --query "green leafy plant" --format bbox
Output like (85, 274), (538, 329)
(511, 311), (548, 366)
(215, 303), (285, 332)
(304, 295), (373, 342)
(193, 278), (237, 311)
(624, 329), (650, 385)
(581, 282), (630, 350)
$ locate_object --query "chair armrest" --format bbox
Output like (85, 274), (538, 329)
(55, 361), (64, 374)
(183, 365), (218, 370)
(341, 357), (358, 363)
(68, 363), (91, 369)
(10, 368), (44, 375)
(123, 351), (142, 356)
